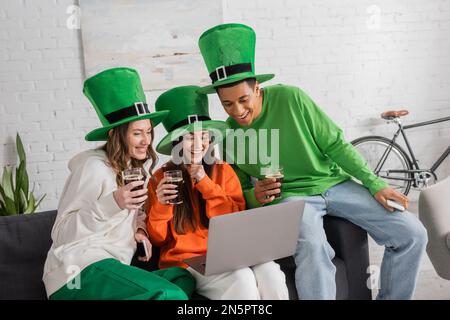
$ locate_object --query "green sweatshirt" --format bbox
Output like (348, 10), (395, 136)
(223, 84), (388, 208)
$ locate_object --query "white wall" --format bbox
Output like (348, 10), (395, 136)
(1, 0), (449, 211)
(1, 0), (91, 210)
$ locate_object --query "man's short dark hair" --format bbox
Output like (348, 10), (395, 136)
(215, 77), (256, 93)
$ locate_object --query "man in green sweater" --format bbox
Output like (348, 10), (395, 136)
(197, 23), (427, 300)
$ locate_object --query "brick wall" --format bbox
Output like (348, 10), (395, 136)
(0, 0), (90, 210)
(1, 0), (449, 210)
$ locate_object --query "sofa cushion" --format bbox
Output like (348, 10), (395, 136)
(1, 210), (365, 300)
(0, 211), (56, 300)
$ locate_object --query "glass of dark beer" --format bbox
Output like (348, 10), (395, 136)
(164, 170), (183, 204)
(122, 168), (146, 190)
(122, 168), (147, 208)
(264, 166), (284, 199)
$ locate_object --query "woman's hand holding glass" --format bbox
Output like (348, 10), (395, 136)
(113, 180), (148, 210)
(156, 177), (179, 205)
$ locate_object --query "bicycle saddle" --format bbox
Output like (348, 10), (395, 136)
(381, 109), (409, 120)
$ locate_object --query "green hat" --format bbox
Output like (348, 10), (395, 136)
(155, 85), (229, 155)
(197, 23), (274, 94)
(83, 67), (169, 141)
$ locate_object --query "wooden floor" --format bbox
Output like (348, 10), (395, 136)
(368, 200), (450, 300)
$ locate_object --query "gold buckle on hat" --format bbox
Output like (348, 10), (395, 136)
(134, 102), (147, 116)
(215, 65), (227, 81)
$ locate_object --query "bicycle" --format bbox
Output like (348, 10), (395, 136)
(351, 110), (450, 195)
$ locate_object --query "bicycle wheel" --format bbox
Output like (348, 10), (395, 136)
(351, 136), (413, 195)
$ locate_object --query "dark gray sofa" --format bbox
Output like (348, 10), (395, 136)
(0, 210), (372, 300)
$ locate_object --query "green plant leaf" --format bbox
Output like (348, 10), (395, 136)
(0, 206), (9, 216)
(14, 167), (21, 213)
(16, 133), (26, 163)
(19, 189), (29, 214)
(0, 184), (7, 202)
(2, 166), (14, 200)
(0, 186), (9, 214)
(23, 169), (29, 200)
(33, 194), (46, 213)
(24, 191), (34, 214)
(15, 161), (27, 212)
(15, 167), (20, 196)
(16, 134), (29, 199)
(16, 161), (25, 189)
(14, 185), (20, 213)
(3, 196), (17, 215)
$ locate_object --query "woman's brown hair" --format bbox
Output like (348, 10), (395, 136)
(100, 121), (158, 186)
(166, 135), (217, 234)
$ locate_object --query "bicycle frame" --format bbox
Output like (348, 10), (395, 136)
(403, 117), (450, 172)
(374, 116), (450, 184)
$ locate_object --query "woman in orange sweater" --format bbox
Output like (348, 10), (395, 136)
(147, 86), (288, 300)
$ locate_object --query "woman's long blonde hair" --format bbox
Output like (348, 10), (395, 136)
(100, 122), (158, 186)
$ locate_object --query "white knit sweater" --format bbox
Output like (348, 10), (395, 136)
(42, 149), (149, 297)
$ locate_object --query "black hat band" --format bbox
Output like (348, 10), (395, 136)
(169, 114), (212, 132)
(104, 102), (150, 124)
(209, 63), (252, 83)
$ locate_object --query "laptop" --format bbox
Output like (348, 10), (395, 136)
(183, 199), (304, 276)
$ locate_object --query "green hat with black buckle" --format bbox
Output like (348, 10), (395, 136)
(197, 23), (274, 94)
(155, 85), (229, 155)
(83, 67), (169, 141)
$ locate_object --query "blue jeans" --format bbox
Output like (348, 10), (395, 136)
(283, 180), (428, 300)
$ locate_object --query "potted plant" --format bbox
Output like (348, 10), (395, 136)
(0, 133), (45, 215)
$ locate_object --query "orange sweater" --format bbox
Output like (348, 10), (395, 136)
(147, 162), (246, 269)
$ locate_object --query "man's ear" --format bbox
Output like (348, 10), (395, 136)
(255, 82), (261, 96)
(108, 129), (113, 137)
